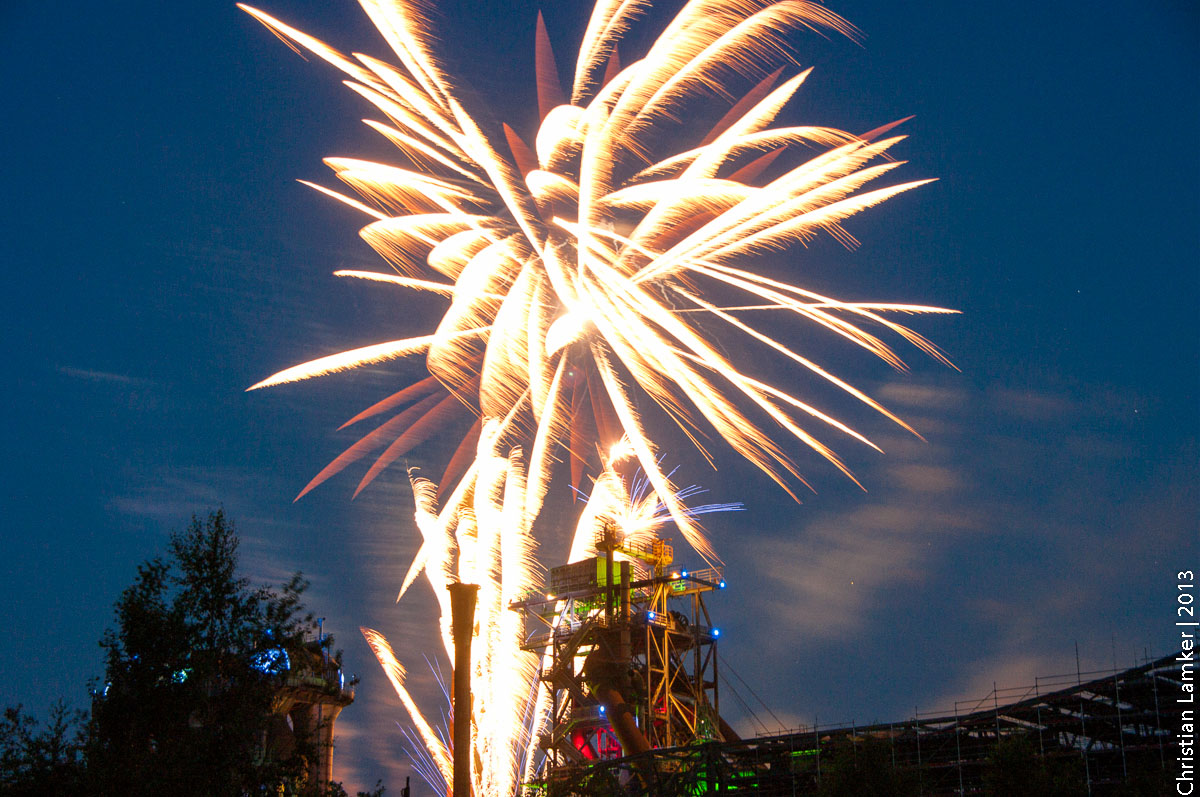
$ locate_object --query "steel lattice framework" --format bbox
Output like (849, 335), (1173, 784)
(517, 650), (1185, 796)
(512, 528), (732, 790)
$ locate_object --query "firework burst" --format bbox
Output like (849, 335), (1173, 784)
(244, 0), (955, 566)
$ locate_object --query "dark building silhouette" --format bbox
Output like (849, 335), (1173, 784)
(260, 639), (356, 787)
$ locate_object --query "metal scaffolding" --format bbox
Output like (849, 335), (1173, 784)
(515, 649), (1185, 796)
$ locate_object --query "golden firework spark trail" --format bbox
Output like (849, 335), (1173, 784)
(363, 423), (542, 796)
(242, 0), (956, 792)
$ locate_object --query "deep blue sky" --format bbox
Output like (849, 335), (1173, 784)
(2, 0), (1196, 791)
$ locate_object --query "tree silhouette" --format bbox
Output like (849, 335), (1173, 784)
(0, 701), (86, 794)
(87, 509), (321, 795)
(1, 510), (380, 796)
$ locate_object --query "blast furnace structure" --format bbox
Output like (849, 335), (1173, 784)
(512, 527), (736, 794)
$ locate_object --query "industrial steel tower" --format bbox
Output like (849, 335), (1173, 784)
(512, 526), (733, 793)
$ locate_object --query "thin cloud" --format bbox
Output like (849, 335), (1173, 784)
(56, 365), (150, 386)
(922, 652), (1069, 718)
(740, 377), (976, 644)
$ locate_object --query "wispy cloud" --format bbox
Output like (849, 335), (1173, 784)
(57, 365), (151, 386)
(921, 651), (1069, 717)
(738, 378), (977, 645)
(106, 465), (320, 585)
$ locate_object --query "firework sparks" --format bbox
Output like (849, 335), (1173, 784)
(244, 0), (955, 566)
(364, 421), (541, 796)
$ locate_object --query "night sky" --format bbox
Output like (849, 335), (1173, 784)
(2, 0), (1196, 791)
